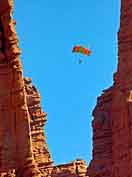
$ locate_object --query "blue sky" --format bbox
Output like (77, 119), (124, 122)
(14, 0), (120, 165)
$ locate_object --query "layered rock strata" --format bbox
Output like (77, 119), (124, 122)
(24, 78), (53, 176)
(51, 159), (88, 177)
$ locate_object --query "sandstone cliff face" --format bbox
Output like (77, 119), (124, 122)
(24, 78), (53, 176)
(0, 0), (49, 176)
(110, 1), (132, 176)
(88, 88), (113, 177)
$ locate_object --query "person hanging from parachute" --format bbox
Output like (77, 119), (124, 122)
(72, 45), (91, 64)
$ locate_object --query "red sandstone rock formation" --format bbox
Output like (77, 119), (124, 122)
(24, 78), (53, 176)
(51, 159), (88, 177)
(87, 88), (113, 177)
(0, 0), (45, 176)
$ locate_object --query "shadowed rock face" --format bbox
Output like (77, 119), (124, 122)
(87, 88), (113, 177)
(0, 0), (12, 16)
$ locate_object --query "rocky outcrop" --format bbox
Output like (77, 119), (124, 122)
(87, 88), (113, 177)
(24, 78), (53, 176)
(0, 0), (45, 176)
(110, 1), (132, 176)
(51, 159), (88, 177)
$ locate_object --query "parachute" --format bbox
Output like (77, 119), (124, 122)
(72, 45), (91, 64)
(72, 45), (91, 56)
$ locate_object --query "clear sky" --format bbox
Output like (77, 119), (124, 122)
(14, 0), (120, 165)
